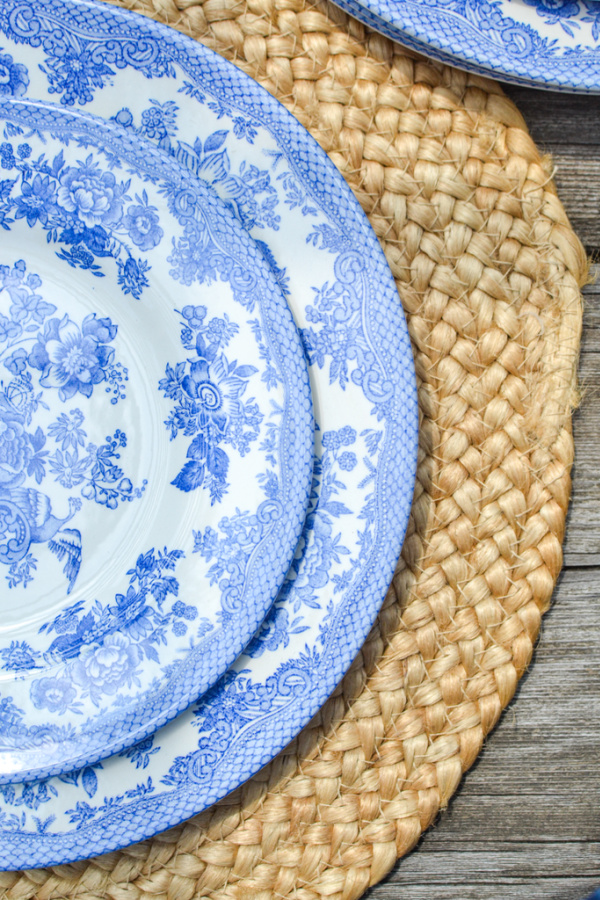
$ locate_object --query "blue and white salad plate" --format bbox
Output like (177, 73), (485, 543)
(0, 0), (418, 868)
(0, 101), (314, 784)
(328, 0), (600, 93)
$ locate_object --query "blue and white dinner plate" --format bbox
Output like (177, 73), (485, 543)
(328, 0), (600, 93)
(0, 0), (417, 868)
(0, 100), (314, 784)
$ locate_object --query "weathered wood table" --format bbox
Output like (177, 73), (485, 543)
(366, 85), (600, 900)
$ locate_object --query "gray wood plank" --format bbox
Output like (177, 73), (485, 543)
(370, 877), (599, 900)
(502, 89), (600, 148)
(365, 568), (600, 900)
(562, 291), (600, 564)
(366, 82), (600, 900)
(562, 268), (600, 565)
(504, 88), (600, 252)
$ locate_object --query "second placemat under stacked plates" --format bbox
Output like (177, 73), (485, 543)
(0, 0), (585, 895)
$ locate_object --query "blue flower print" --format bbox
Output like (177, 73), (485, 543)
(0, 147), (153, 293)
(0, 53), (29, 99)
(0, 396), (30, 483)
(167, 218), (216, 287)
(338, 451), (357, 471)
(322, 426), (356, 450)
(48, 449), (91, 490)
(523, 0), (582, 34)
(181, 304), (207, 332)
(9, 288), (52, 327)
(172, 600), (198, 621)
(0, 255), (143, 596)
(0, 142), (14, 169)
(116, 257), (150, 300)
(123, 202), (163, 252)
(72, 632), (141, 704)
(111, 108), (135, 130)
(161, 319), (261, 503)
(2, 261), (50, 327)
(81, 314), (118, 346)
(57, 160), (124, 227)
(28, 314), (117, 402)
(140, 101), (178, 143)
(119, 736), (159, 769)
(580, 0), (600, 40)
(4, 349), (27, 377)
(0, 640), (40, 673)
(292, 516), (340, 600)
(246, 605), (293, 657)
(42, 46), (114, 107)
(0, 316), (20, 346)
(14, 175), (59, 228)
(30, 676), (77, 715)
(47, 409), (86, 451)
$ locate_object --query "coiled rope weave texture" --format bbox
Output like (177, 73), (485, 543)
(1, 1), (586, 897)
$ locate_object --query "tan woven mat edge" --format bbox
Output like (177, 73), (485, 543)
(0, 0), (586, 897)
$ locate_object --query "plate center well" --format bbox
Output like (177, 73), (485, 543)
(0, 232), (159, 630)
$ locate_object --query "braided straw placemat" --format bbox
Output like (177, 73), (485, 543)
(0, 0), (586, 896)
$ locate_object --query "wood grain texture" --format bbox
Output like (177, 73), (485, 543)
(365, 83), (600, 900)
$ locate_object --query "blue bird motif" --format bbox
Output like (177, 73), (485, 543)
(0, 489), (82, 593)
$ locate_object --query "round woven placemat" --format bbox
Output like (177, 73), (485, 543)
(0, 1), (586, 896)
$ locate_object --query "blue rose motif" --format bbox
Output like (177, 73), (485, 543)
(0, 395), (30, 482)
(57, 160), (124, 227)
(182, 359), (224, 416)
(0, 54), (29, 99)
(524, 0), (581, 24)
(81, 313), (118, 345)
(123, 203), (164, 251)
(28, 314), (117, 401)
(72, 632), (141, 700)
(4, 349), (28, 377)
(161, 323), (260, 498)
(30, 676), (77, 715)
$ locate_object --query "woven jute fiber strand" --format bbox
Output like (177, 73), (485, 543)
(0, 1), (586, 897)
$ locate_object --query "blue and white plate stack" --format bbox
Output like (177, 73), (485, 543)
(328, 0), (600, 93)
(0, 0), (418, 869)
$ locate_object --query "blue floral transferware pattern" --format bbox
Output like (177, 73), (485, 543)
(326, 0), (600, 93)
(0, 99), (313, 785)
(0, 0), (417, 869)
